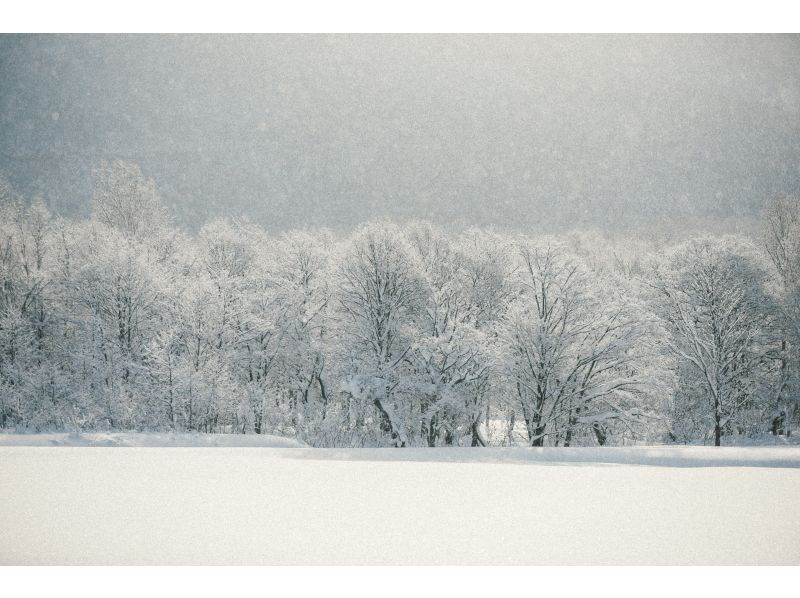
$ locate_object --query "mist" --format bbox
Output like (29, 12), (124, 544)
(1, 34), (798, 237)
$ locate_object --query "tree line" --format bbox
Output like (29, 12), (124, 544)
(1, 161), (798, 446)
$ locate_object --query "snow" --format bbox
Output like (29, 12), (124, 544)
(282, 446), (800, 468)
(0, 432), (305, 448)
(1, 438), (799, 565)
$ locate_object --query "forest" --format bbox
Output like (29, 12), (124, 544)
(1, 160), (799, 447)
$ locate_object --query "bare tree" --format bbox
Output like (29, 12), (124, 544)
(404, 222), (493, 446)
(503, 241), (646, 446)
(763, 196), (800, 436)
(92, 160), (168, 238)
(334, 223), (422, 446)
(651, 237), (776, 446)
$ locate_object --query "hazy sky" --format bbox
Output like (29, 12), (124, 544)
(1, 34), (798, 235)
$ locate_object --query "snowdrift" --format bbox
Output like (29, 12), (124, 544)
(284, 446), (800, 468)
(0, 432), (305, 448)
(1, 433), (798, 467)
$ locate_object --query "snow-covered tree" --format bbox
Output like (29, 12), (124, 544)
(2, 160), (790, 448)
(333, 223), (424, 446)
(92, 160), (169, 238)
(762, 196), (800, 436)
(0, 196), (60, 429)
(501, 240), (649, 446)
(650, 237), (778, 445)
(402, 223), (483, 445)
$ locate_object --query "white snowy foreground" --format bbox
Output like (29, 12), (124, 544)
(0, 431), (305, 448)
(1, 434), (799, 565)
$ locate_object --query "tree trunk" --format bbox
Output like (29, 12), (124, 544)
(317, 373), (328, 421)
(592, 422), (607, 446)
(373, 398), (406, 447)
(471, 421), (486, 446)
(530, 427), (545, 447)
(444, 427), (455, 446)
(524, 411), (546, 447)
(426, 414), (437, 447)
(564, 406), (580, 447)
(507, 410), (516, 446)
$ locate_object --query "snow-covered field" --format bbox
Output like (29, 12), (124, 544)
(0, 432), (305, 448)
(1, 434), (799, 565)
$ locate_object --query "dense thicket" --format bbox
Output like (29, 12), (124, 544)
(1, 162), (797, 446)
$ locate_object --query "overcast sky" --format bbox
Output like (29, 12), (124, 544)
(1, 34), (798, 236)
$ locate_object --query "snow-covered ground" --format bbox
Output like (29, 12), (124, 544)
(0, 432), (305, 448)
(1, 435), (799, 565)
